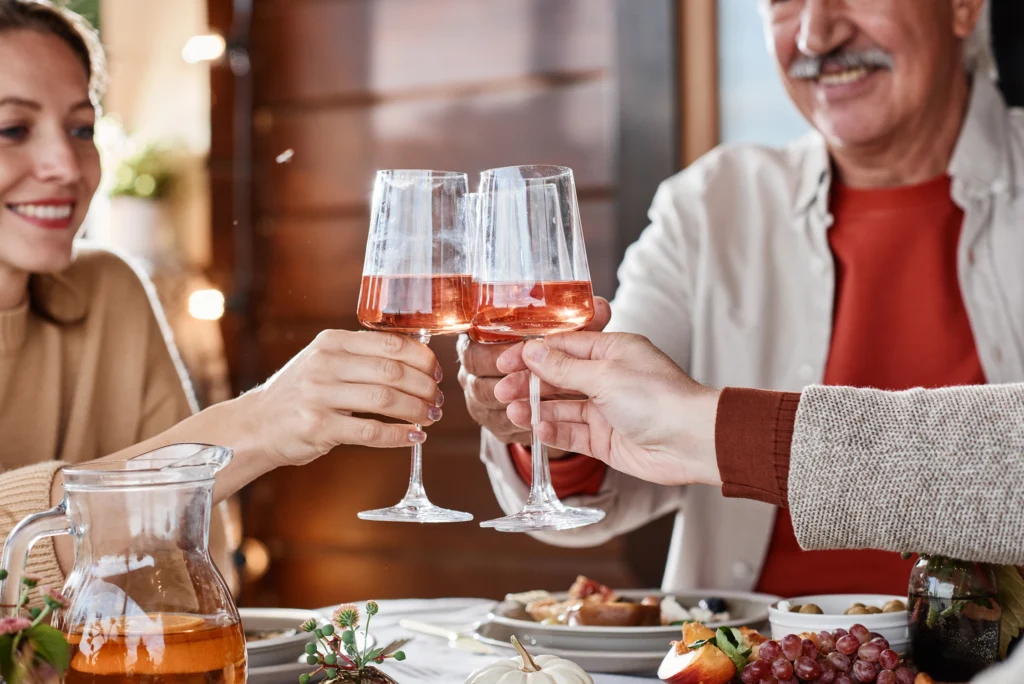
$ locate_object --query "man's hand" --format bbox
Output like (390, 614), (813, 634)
(457, 297), (611, 446)
(493, 332), (723, 487)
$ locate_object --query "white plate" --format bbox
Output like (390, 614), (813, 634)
(485, 589), (779, 653)
(474, 622), (664, 674)
(241, 607), (320, 668)
(248, 660), (326, 684)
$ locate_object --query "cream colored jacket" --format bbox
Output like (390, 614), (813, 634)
(480, 75), (1024, 593)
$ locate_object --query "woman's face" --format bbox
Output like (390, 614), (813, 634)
(0, 29), (99, 276)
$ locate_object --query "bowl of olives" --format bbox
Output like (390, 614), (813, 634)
(768, 594), (910, 653)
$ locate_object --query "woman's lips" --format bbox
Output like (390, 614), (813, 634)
(6, 201), (76, 230)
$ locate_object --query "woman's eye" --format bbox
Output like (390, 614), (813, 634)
(71, 124), (95, 141)
(0, 125), (29, 141)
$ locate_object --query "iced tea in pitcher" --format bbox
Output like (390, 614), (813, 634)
(65, 614), (245, 684)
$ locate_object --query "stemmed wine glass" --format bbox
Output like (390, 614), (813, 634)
(356, 169), (474, 523)
(472, 165), (606, 532)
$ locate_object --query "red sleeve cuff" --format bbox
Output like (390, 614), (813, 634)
(509, 443), (607, 498)
(714, 388), (799, 507)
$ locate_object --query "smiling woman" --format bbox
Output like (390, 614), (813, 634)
(0, 0), (449, 600)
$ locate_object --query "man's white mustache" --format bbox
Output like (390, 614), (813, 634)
(789, 48), (895, 80)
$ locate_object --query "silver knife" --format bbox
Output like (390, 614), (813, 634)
(398, 619), (497, 655)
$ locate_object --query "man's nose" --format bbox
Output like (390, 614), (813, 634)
(797, 0), (856, 57)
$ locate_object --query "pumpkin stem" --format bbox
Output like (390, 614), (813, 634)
(511, 635), (541, 672)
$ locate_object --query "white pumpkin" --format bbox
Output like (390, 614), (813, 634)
(465, 636), (594, 684)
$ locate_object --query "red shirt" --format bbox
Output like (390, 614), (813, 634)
(512, 174), (986, 597)
(754, 175), (986, 597)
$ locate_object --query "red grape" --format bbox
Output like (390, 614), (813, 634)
(852, 660), (878, 683)
(746, 660), (771, 680)
(741, 664), (762, 684)
(857, 642), (883, 663)
(759, 678), (779, 684)
(779, 679), (799, 684)
(794, 656), (824, 680)
(827, 652), (852, 672)
(833, 628), (849, 639)
(850, 624), (871, 645)
(802, 638), (819, 659)
(835, 676), (855, 684)
(819, 668), (837, 684)
(781, 634), (803, 661)
(836, 634), (861, 655)
(894, 667), (915, 684)
(870, 637), (890, 651)
(878, 649), (898, 670)
(877, 672), (896, 684)
(772, 658), (794, 680)
(870, 632), (884, 642)
(818, 631), (836, 653)
(760, 640), (783, 662)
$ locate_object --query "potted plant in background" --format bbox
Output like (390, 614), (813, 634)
(105, 138), (177, 267)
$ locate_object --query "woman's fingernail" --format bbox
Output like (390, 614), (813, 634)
(524, 342), (547, 361)
(428, 407), (442, 421)
(409, 430), (427, 443)
(434, 366), (444, 382)
(435, 391), (445, 407)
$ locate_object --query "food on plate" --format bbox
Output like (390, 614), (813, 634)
(465, 635), (593, 684)
(782, 599), (907, 616)
(244, 627), (297, 642)
(658, 622), (917, 684)
(506, 576), (731, 627)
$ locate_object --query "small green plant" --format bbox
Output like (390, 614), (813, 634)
(0, 569), (71, 684)
(299, 601), (406, 684)
(109, 143), (174, 200)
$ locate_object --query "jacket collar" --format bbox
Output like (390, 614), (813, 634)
(794, 73), (1015, 216)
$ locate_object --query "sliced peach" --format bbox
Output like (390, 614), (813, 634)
(680, 622), (716, 647)
(657, 644), (736, 684)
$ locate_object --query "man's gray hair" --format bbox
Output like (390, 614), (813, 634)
(965, 0), (995, 76)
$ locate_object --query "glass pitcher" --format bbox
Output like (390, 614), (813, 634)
(0, 444), (246, 683)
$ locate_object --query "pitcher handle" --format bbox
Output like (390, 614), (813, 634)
(0, 499), (73, 617)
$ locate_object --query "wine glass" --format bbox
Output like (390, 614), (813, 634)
(356, 169), (474, 523)
(473, 165), (606, 532)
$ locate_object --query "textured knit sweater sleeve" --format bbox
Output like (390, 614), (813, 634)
(789, 384), (1024, 566)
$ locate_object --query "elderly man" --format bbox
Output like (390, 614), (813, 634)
(458, 0), (1024, 596)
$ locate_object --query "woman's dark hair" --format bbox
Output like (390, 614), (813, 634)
(0, 0), (107, 103)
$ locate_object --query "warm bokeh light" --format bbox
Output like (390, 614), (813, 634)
(188, 288), (225, 320)
(182, 33), (226, 64)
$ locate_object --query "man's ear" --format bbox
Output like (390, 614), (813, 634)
(952, 0), (986, 40)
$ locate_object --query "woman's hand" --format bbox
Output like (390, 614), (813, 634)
(240, 330), (443, 467)
(494, 332), (723, 487)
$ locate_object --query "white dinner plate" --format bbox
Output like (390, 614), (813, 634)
(484, 589), (779, 653)
(473, 621), (664, 674)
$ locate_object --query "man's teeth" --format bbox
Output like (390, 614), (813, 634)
(10, 204), (73, 220)
(818, 67), (869, 86)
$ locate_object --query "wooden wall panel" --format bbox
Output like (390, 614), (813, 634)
(251, 0), (613, 104)
(254, 79), (613, 213)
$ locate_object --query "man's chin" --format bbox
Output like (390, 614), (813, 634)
(812, 109), (894, 150)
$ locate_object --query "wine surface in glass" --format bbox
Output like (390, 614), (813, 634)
(472, 280), (595, 337)
(358, 274), (473, 335)
(65, 614), (245, 683)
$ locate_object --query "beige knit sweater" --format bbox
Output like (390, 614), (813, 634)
(0, 243), (232, 591)
(789, 383), (1024, 684)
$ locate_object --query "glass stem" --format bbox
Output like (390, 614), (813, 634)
(401, 332), (431, 505)
(525, 369), (560, 508)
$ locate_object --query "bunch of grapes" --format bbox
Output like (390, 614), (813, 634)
(740, 624), (915, 684)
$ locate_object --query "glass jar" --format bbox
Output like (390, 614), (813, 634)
(909, 556), (1001, 681)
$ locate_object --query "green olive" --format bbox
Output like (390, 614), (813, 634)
(798, 604), (824, 614)
(882, 600), (907, 613)
(846, 606), (869, 615)
(865, 606), (883, 614)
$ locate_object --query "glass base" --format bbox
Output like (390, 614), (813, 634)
(480, 503), (605, 532)
(357, 499), (473, 523)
